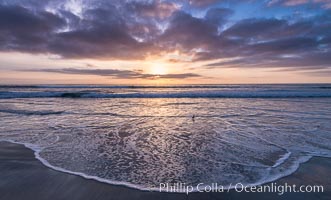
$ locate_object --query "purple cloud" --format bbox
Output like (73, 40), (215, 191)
(0, 0), (330, 74)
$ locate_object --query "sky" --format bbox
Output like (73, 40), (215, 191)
(0, 0), (331, 84)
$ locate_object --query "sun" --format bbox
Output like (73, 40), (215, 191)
(150, 64), (168, 75)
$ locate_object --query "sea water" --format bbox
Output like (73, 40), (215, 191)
(0, 84), (330, 192)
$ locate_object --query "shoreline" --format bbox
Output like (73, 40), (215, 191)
(0, 139), (313, 193)
(1, 141), (330, 199)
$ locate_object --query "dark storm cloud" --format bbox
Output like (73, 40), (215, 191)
(248, 37), (318, 54)
(200, 13), (331, 70)
(0, 2), (156, 59)
(221, 18), (317, 42)
(48, 5), (151, 59)
(206, 50), (331, 70)
(27, 68), (202, 79)
(0, 0), (331, 73)
(0, 4), (65, 52)
(222, 18), (287, 39)
(160, 11), (219, 51)
(0, 5), (64, 32)
(0, 0), (53, 8)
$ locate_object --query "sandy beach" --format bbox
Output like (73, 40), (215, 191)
(0, 141), (330, 200)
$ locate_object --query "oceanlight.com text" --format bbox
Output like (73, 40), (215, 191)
(159, 182), (324, 195)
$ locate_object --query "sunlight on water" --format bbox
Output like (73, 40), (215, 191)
(0, 85), (331, 191)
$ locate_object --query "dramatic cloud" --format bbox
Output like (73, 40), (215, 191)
(48, 6), (151, 59)
(0, 0), (331, 76)
(0, 4), (65, 52)
(27, 68), (202, 79)
(160, 11), (219, 51)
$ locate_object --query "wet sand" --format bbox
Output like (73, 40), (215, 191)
(0, 141), (330, 200)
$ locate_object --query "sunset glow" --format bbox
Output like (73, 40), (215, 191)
(0, 0), (330, 84)
(1, 1), (331, 199)
(150, 64), (168, 75)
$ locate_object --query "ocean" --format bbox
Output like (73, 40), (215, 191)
(0, 84), (331, 192)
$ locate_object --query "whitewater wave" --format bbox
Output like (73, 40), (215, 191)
(0, 139), (316, 193)
(1, 90), (331, 99)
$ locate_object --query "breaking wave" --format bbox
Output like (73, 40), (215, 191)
(1, 90), (331, 99)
